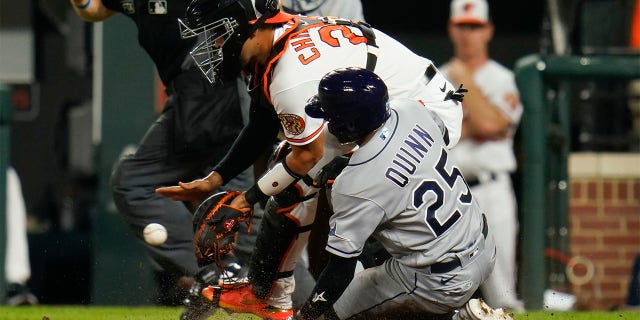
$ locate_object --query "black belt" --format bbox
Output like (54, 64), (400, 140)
(430, 214), (489, 274)
(466, 172), (497, 188)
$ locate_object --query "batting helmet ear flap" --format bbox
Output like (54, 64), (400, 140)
(304, 95), (327, 118)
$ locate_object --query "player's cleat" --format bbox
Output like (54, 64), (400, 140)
(219, 285), (293, 320)
(452, 298), (514, 320)
(4, 283), (38, 306)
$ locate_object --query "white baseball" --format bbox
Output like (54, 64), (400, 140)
(143, 223), (167, 246)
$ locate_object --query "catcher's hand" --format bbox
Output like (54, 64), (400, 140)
(192, 191), (253, 267)
(155, 171), (223, 202)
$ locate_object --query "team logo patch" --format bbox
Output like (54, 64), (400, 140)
(328, 223), (347, 240)
(279, 113), (305, 135)
(463, 3), (475, 13)
(223, 219), (236, 231)
(148, 0), (167, 14)
(311, 291), (327, 303)
(121, 0), (135, 14)
(378, 127), (389, 141)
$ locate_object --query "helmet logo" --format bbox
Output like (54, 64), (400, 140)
(463, 3), (475, 13)
(279, 114), (305, 135)
(120, 0), (135, 14)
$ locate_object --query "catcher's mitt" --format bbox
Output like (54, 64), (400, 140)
(193, 191), (253, 268)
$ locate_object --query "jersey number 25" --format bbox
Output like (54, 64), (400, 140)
(412, 148), (472, 237)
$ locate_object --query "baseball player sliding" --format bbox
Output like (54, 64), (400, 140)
(156, 0), (465, 318)
(288, 67), (507, 319)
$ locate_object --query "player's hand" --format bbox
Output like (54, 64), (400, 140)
(314, 153), (352, 188)
(155, 171), (222, 201)
(446, 59), (473, 85)
(229, 192), (252, 211)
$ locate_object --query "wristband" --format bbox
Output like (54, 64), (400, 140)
(245, 161), (301, 205)
(75, 0), (91, 10)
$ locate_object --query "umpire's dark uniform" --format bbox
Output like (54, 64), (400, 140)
(102, 0), (252, 305)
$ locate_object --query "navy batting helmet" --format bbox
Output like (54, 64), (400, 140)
(305, 67), (391, 144)
(178, 0), (285, 83)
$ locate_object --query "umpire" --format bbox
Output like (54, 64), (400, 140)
(70, 0), (253, 306)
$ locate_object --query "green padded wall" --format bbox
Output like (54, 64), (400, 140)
(91, 16), (157, 305)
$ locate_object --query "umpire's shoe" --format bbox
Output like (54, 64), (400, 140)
(180, 282), (221, 320)
(180, 266), (221, 320)
(5, 283), (38, 306)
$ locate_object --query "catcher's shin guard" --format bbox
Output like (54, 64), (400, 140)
(248, 185), (312, 299)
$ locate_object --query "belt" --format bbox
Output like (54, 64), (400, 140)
(430, 214), (489, 274)
(466, 172), (497, 188)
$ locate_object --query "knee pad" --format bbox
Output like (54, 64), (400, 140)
(248, 185), (312, 299)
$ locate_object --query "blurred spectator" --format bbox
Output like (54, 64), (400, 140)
(4, 167), (38, 306)
(439, 0), (525, 311)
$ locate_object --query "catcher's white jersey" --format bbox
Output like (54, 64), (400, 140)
(440, 60), (523, 175)
(267, 17), (462, 150)
(327, 98), (486, 268)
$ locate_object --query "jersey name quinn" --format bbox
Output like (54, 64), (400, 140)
(385, 124), (435, 187)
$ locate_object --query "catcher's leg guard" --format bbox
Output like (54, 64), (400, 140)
(248, 184), (316, 300)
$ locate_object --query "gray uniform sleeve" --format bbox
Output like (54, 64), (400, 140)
(325, 191), (386, 258)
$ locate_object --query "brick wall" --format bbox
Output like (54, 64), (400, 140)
(568, 153), (640, 309)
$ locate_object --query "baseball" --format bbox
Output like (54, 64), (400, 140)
(143, 223), (167, 246)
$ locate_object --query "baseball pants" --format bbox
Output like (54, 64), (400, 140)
(333, 223), (496, 319)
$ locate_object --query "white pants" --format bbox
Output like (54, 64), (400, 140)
(5, 167), (31, 284)
(471, 172), (524, 311)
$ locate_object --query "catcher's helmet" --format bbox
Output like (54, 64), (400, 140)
(178, 0), (288, 83)
(305, 67), (391, 144)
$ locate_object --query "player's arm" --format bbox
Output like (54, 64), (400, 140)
(156, 97), (281, 201)
(285, 134), (325, 176)
(294, 253), (358, 320)
(70, 0), (116, 22)
(230, 81), (326, 208)
(446, 59), (509, 140)
(459, 80), (510, 140)
(235, 133), (324, 208)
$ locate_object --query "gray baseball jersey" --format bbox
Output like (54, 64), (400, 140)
(327, 98), (496, 317)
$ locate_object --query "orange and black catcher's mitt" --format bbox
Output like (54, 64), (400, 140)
(192, 191), (253, 268)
